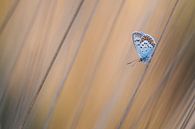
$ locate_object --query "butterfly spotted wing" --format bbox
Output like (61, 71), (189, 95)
(132, 32), (156, 63)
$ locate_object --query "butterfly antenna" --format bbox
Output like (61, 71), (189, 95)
(127, 58), (140, 65)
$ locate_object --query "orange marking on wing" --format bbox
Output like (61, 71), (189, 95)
(141, 35), (156, 47)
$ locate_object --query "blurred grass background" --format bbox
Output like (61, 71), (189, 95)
(0, 0), (194, 129)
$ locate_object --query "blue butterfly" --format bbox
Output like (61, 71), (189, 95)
(128, 31), (156, 64)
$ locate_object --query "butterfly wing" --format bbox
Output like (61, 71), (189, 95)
(132, 32), (145, 58)
(132, 32), (156, 63)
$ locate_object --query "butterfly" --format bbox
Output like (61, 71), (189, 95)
(128, 31), (156, 64)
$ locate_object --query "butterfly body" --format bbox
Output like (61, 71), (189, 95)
(132, 31), (156, 64)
